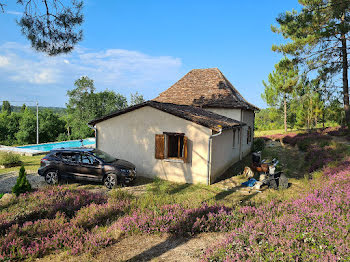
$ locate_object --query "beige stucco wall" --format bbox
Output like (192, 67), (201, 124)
(96, 106), (212, 184)
(206, 108), (255, 158)
(205, 108), (241, 121)
(210, 128), (241, 183)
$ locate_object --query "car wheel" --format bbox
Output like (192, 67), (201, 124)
(104, 173), (117, 189)
(45, 170), (59, 185)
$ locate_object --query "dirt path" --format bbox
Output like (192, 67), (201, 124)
(40, 232), (226, 262)
(96, 232), (226, 262)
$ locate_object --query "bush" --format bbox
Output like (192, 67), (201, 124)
(0, 212), (112, 260)
(12, 166), (32, 196)
(0, 186), (107, 234)
(57, 133), (69, 142)
(253, 138), (265, 152)
(115, 203), (237, 236)
(72, 199), (129, 229)
(0, 152), (20, 166)
(296, 139), (311, 151)
(0, 194), (3, 200)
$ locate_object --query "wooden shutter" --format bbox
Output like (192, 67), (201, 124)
(182, 136), (188, 162)
(155, 134), (165, 159)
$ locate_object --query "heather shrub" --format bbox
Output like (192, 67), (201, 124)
(0, 152), (20, 166)
(116, 203), (237, 236)
(297, 138), (311, 151)
(0, 186), (106, 234)
(109, 188), (133, 201)
(201, 161), (350, 261)
(318, 139), (331, 147)
(12, 166), (32, 196)
(0, 212), (112, 260)
(71, 199), (130, 229)
(253, 137), (265, 152)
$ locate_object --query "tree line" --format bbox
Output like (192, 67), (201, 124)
(0, 76), (144, 146)
(258, 0), (350, 132)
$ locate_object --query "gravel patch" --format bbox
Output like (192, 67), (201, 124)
(0, 171), (46, 194)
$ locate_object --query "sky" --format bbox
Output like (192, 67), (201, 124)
(0, 0), (300, 108)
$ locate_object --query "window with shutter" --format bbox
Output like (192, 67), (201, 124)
(247, 127), (252, 144)
(155, 134), (165, 159)
(155, 133), (189, 162)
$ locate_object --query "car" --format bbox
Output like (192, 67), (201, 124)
(38, 148), (136, 189)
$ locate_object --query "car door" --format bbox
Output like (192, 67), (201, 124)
(76, 153), (103, 182)
(60, 152), (80, 178)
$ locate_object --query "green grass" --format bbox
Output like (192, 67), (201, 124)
(254, 128), (301, 137)
(254, 123), (340, 137)
(0, 154), (43, 174)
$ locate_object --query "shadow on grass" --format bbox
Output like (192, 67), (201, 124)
(125, 237), (189, 262)
(213, 185), (243, 201)
(168, 183), (191, 195)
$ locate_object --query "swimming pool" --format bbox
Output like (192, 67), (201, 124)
(17, 138), (95, 152)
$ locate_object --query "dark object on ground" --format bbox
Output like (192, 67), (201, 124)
(38, 148), (136, 189)
(252, 151), (262, 164)
(12, 166), (32, 196)
(265, 172), (288, 190)
(241, 178), (257, 187)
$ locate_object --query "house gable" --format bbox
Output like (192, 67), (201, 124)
(89, 101), (245, 131)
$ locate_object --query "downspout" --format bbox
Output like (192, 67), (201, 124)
(207, 127), (222, 185)
(239, 127), (243, 160)
(239, 109), (244, 160)
(88, 124), (97, 148)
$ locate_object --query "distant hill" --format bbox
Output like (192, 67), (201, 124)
(0, 106), (66, 115)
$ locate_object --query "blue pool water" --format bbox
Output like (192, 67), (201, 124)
(17, 138), (95, 152)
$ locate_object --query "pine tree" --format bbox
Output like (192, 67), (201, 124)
(12, 166), (32, 196)
(271, 0), (350, 127)
(0, 0), (84, 55)
(262, 58), (299, 132)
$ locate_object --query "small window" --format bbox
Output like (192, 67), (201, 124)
(247, 127), (252, 144)
(232, 130), (236, 148)
(167, 134), (184, 158)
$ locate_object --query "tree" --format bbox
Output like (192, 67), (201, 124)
(94, 91), (128, 118)
(130, 92), (145, 106)
(2, 101), (11, 115)
(0, 0), (83, 55)
(255, 108), (284, 131)
(39, 109), (66, 142)
(291, 82), (325, 129)
(20, 104), (27, 113)
(262, 58), (299, 132)
(16, 108), (36, 144)
(271, 0), (350, 127)
(66, 76), (128, 139)
(12, 165), (32, 196)
(326, 98), (344, 125)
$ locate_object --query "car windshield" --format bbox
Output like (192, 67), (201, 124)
(91, 149), (117, 163)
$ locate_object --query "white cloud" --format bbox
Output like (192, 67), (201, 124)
(0, 56), (9, 67)
(0, 42), (183, 106)
(6, 11), (22, 16)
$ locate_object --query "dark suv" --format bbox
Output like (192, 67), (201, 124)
(38, 148), (136, 189)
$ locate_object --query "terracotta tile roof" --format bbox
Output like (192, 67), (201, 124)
(153, 68), (259, 111)
(89, 101), (245, 131)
